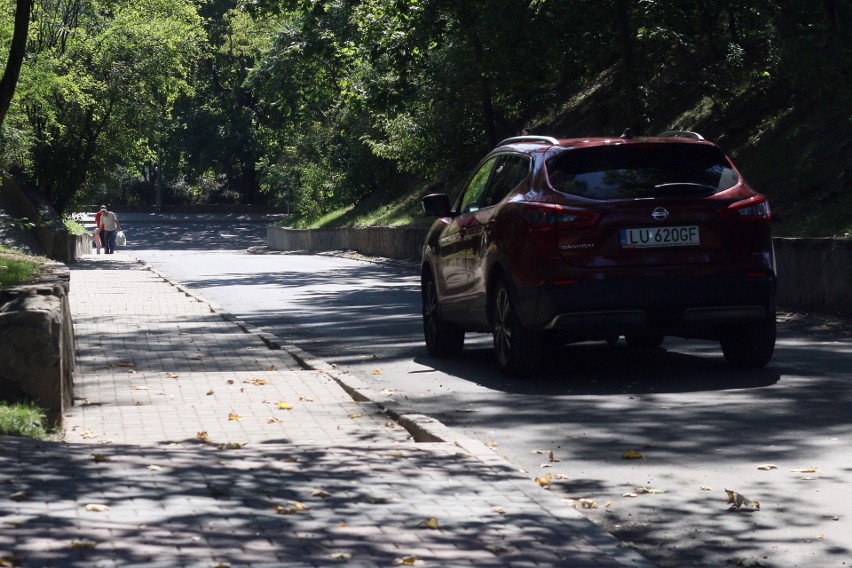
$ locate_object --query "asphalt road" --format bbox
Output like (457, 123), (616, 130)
(113, 213), (852, 568)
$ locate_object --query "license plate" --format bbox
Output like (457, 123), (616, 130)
(620, 225), (700, 249)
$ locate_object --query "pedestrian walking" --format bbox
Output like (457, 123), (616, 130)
(98, 205), (122, 254)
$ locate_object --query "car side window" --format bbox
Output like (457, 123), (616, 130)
(457, 157), (498, 214)
(485, 155), (531, 207)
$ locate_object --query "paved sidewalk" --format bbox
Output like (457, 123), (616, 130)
(1, 254), (654, 567)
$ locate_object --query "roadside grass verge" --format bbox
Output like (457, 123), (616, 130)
(0, 245), (47, 287)
(0, 402), (50, 439)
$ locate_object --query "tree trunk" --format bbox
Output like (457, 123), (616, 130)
(0, 0), (33, 128)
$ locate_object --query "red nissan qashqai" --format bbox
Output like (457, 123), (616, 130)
(420, 131), (776, 376)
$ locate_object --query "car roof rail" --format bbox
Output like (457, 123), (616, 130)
(497, 135), (561, 147)
(657, 130), (705, 141)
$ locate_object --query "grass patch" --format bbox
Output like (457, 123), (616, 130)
(63, 217), (88, 235)
(0, 245), (47, 287)
(0, 402), (50, 439)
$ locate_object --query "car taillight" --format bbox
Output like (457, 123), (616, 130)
(520, 203), (600, 230)
(722, 195), (772, 222)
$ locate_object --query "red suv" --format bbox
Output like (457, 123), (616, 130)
(420, 131), (776, 376)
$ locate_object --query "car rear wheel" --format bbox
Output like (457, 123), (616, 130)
(625, 333), (665, 349)
(493, 281), (542, 376)
(720, 315), (776, 368)
(422, 275), (464, 357)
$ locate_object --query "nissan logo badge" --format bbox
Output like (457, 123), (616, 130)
(651, 207), (669, 221)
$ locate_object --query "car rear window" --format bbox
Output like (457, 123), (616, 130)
(546, 143), (740, 200)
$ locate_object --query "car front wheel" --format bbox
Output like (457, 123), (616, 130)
(720, 314), (776, 368)
(492, 281), (542, 376)
(422, 275), (464, 357)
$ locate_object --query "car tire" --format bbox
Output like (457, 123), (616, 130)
(422, 274), (464, 357)
(492, 281), (542, 376)
(720, 314), (776, 368)
(625, 333), (665, 349)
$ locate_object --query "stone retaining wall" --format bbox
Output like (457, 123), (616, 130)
(0, 264), (74, 424)
(2, 175), (90, 264)
(268, 225), (851, 314)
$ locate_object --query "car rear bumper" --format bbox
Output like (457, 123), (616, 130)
(517, 275), (776, 336)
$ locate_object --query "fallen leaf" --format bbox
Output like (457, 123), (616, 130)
(276, 401), (293, 410)
(196, 431), (210, 442)
(80, 430), (95, 439)
(216, 442), (243, 450)
(116, 362), (135, 368)
(418, 517), (439, 530)
(267, 417), (282, 424)
(393, 556), (421, 566)
(534, 473), (552, 488)
(244, 378), (268, 386)
(700, 485), (713, 491)
(265, 365), (277, 371)
(349, 413), (363, 419)
(737, 558), (769, 567)
(485, 543), (516, 555)
(633, 487), (665, 495)
(578, 498), (598, 509)
(70, 540), (97, 550)
(790, 467), (818, 473)
(228, 412), (242, 421)
(298, 395), (314, 402)
(164, 372), (179, 379)
(92, 453), (112, 463)
(147, 464), (162, 472)
(492, 506), (506, 515)
(549, 450), (560, 463)
(622, 450), (644, 460)
(756, 464), (778, 471)
(130, 385), (148, 391)
(273, 501), (309, 514)
(84, 504), (109, 512)
(10, 490), (29, 502)
(372, 369), (383, 375)
(485, 441), (498, 448)
(328, 552), (352, 560)
(555, 473), (571, 480)
(726, 489), (760, 511)
(207, 390), (214, 396)
(311, 488), (331, 498)
(539, 463), (553, 468)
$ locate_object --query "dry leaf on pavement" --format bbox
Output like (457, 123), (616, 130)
(418, 517), (439, 530)
(756, 464), (778, 470)
(228, 412), (242, 421)
(622, 450), (644, 460)
(273, 501), (310, 514)
(84, 504), (109, 512)
(535, 473), (552, 488)
(726, 489), (760, 510)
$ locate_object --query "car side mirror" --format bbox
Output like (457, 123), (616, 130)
(422, 193), (453, 217)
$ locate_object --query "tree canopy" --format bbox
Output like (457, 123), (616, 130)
(1, 0), (849, 233)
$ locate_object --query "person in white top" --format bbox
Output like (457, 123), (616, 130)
(98, 205), (122, 254)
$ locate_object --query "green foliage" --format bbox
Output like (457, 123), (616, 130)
(0, 401), (49, 439)
(62, 216), (87, 235)
(2, 0), (849, 235)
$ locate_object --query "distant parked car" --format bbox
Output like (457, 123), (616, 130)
(420, 131), (776, 376)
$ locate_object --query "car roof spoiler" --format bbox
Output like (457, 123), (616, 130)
(657, 130), (705, 141)
(497, 135), (561, 147)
